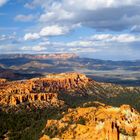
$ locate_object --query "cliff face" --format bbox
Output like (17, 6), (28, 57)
(0, 73), (89, 95)
(0, 72), (140, 108)
(0, 73), (89, 106)
(0, 80), (64, 108)
(0, 93), (59, 106)
(40, 104), (140, 140)
(33, 73), (90, 92)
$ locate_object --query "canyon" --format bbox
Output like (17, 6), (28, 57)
(0, 72), (140, 140)
(0, 72), (140, 109)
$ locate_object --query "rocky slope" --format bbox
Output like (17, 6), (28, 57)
(0, 72), (140, 140)
(0, 72), (140, 109)
(40, 103), (140, 140)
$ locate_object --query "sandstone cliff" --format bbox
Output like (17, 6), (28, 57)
(0, 72), (140, 109)
(0, 93), (58, 105)
(32, 72), (90, 92)
(40, 104), (140, 140)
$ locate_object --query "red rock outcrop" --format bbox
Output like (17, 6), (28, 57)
(0, 73), (90, 107)
(0, 79), (64, 107)
(33, 72), (90, 92)
(0, 93), (58, 106)
(41, 104), (140, 140)
(0, 73), (89, 95)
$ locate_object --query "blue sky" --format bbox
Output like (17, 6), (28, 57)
(0, 0), (140, 60)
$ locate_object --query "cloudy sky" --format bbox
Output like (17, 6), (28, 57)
(0, 0), (140, 60)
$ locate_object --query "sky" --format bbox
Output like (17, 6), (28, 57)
(0, 0), (140, 60)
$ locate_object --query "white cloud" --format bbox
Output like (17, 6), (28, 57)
(24, 33), (40, 41)
(23, 33), (140, 52)
(24, 25), (70, 41)
(39, 25), (69, 36)
(67, 41), (94, 47)
(31, 0), (140, 32)
(24, 0), (45, 9)
(15, 14), (35, 22)
(64, 0), (138, 10)
(0, 0), (8, 7)
(26, 0), (139, 11)
(31, 45), (46, 51)
(39, 3), (74, 22)
(90, 34), (139, 43)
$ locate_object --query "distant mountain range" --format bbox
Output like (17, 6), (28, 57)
(0, 53), (140, 86)
(0, 53), (78, 60)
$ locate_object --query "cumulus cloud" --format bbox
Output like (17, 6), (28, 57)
(40, 25), (69, 36)
(24, 33), (40, 41)
(63, 0), (137, 10)
(15, 14), (35, 22)
(23, 0), (140, 35)
(24, 25), (71, 40)
(28, 0), (139, 32)
(0, 0), (8, 7)
(26, 0), (139, 10)
(39, 3), (74, 22)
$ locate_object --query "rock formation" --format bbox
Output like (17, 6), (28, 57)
(0, 72), (140, 140)
(0, 72), (140, 109)
(0, 78), (7, 84)
(0, 93), (58, 106)
(40, 104), (140, 140)
(0, 73), (89, 108)
(34, 72), (90, 92)
(0, 79), (64, 108)
(0, 73), (89, 95)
